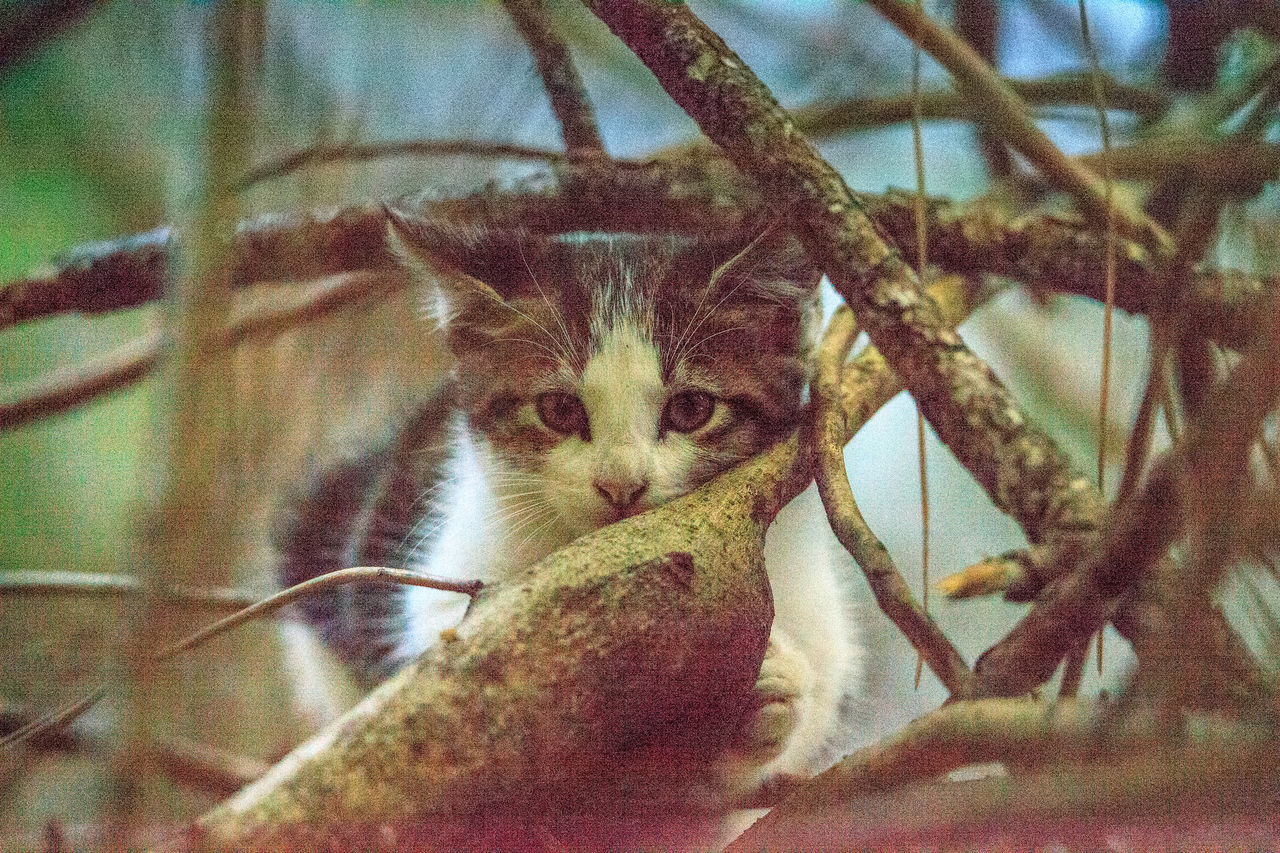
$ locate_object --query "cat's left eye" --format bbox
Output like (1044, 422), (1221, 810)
(662, 390), (716, 434)
(536, 391), (589, 438)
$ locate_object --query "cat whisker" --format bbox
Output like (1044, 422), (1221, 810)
(509, 508), (562, 558)
(683, 324), (749, 354)
(492, 337), (568, 367)
(479, 288), (577, 369)
(669, 276), (754, 369)
(519, 243), (579, 372)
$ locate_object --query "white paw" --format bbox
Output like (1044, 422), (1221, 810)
(722, 632), (812, 775)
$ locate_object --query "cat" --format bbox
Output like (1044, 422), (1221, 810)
(274, 208), (865, 810)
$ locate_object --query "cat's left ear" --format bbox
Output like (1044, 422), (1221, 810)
(705, 221), (822, 305)
(382, 203), (532, 328)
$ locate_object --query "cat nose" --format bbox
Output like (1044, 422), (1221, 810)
(593, 477), (649, 510)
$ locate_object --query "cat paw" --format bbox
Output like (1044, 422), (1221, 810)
(730, 633), (810, 766)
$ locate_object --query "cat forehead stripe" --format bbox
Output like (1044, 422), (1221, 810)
(580, 322), (664, 445)
(589, 248), (654, 349)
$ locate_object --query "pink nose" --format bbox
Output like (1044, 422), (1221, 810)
(593, 478), (649, 510)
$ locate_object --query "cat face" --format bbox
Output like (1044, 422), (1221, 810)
(387, 211), (821, 543)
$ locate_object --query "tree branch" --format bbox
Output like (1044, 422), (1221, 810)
(0, 270), (401, 430)
(734, 700), (1279, 849)
(502, 0), (607, 156)
(811, 306), (974, 697)
(238, 139), (565, 190)
(0, 0), (109, 77)
(865, 0), (1169, 251)
(973, 295), (1280, 697)
(0, 570), (260, 611)
(3, 172), (1269, 351)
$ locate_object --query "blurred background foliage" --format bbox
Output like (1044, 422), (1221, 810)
(2, 0), (1278, 842)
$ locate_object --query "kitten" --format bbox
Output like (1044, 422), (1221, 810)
(275, 210), (864, 803)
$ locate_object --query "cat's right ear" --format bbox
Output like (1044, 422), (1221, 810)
(382, 204), (507, 327)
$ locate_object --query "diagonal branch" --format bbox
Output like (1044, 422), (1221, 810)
(0, 269), (403, 430)
(238, 139), (565, 190)
(810, 306), (974, 697)
(502, 0), (607, 156)
(973, 294), (1280, 697)
(734, 699), (1279, 849)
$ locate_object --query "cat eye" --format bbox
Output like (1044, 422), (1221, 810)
(662, 390), (716, 434)
(536, 391), (589, 438)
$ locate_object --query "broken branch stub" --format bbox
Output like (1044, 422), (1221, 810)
(186, 437), (812, 849)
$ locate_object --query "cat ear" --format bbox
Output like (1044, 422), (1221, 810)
(706, 221), (822, 305)
(383, 203), (523, 327)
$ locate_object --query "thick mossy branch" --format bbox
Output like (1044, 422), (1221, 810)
(2, 167), (1268, 350)
(7, 185), (1266, 433)
(186, 434), (805, 848)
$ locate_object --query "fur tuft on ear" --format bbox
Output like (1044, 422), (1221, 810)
(706, 221), (821, 306)
(382, 203), (518, 328)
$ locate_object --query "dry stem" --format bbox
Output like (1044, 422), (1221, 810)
(0, 570), (260, 611)
(238, 139), (564, 189)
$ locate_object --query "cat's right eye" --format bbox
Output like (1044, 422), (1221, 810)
(535, 391), (590, 439)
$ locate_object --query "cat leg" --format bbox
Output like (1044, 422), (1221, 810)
(713, 627), (812, 798)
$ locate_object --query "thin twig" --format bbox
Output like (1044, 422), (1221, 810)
(237, 139), (565, 190)
(1079, 0), (1116, 675)
(935, 544), (1083, 600)
(148, 734), (271, 797)
(810, 307), (974, 697)
(0, 570), (261, 611)
(0, 702), (269, 797)
(787, 73), (1170, 140)
(0, 331), (161, 430)
(1059, 639), (1088, 698)
(865, 0), (1169, 252)
(501, 0), (607, 156)
(0, 567), (482, 750)
(0, 0), (109, 76)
